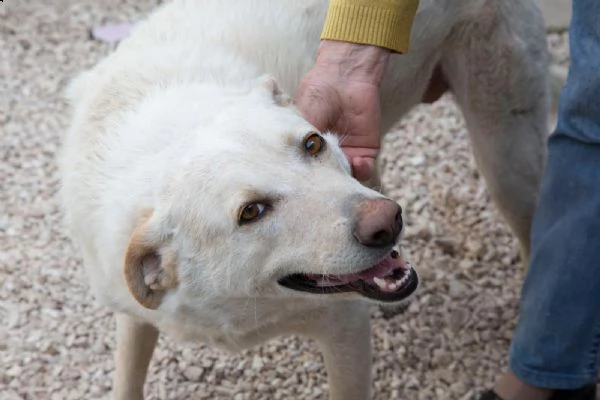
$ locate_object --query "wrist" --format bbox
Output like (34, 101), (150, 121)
(315, 40), (391, 85)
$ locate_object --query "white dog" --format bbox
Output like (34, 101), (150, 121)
(59, 0), (560, 398)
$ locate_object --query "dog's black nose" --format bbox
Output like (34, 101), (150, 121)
(353, 198), (402, 248)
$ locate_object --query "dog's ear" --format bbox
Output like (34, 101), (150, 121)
(123, 210), (178, 310)
(257, 75), (292, 107)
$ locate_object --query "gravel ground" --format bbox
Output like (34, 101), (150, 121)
(0, 1), (574, 399)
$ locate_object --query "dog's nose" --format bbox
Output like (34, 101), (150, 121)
(353, 198), (402, 248)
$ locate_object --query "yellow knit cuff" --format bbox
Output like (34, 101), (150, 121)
(320, 0), (419, 53)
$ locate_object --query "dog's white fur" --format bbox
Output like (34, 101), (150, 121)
(59, 0), (562, 398)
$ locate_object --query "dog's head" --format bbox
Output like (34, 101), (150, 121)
(122, 76), (418, 311)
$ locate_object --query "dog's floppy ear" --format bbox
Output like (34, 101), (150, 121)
(123, 210), (178, 310)
(256, 74), (292, 107)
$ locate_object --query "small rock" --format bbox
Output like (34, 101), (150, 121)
(183, 366), (204, 382)
(410, 155), (426, 166)
(435, 235), (462, 256)
(408, 300), (420, 313)
(449, 279), (468, 298)
(90, 23), (134, 44)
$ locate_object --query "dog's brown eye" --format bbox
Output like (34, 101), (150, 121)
(303, 132), (325, 156)
(239, 203), (266, 223)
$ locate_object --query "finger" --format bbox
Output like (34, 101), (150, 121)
(295, 90), (331, 132)
(350, 156), (375, 182)
(342, 147), (380, 159)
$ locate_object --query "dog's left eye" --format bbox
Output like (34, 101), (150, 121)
(239, 203), (267, 224)
(303, 132), (326, 156)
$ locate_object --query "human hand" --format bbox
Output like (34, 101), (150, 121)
(295, 40), (391, 182)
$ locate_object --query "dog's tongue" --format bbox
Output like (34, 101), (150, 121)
(313, 251), (406, 285)
(306, 251), (408, 287)
(346, 252), (406, 282)
(355, 253), (406, 281)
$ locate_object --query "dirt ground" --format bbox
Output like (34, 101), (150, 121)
(0, 1), (574, 399)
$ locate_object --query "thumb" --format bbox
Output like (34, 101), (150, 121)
(295, 84), (337, 133)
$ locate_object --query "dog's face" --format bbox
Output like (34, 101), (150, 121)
(123, 77), (418, 311)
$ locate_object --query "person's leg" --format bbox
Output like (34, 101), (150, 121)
(486, 0), (600, 398)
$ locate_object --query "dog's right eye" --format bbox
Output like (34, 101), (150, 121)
(238, 203), (267, 224)
(303, 132), (326, 156)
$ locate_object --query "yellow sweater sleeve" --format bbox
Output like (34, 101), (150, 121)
(320, 0), (419, 53)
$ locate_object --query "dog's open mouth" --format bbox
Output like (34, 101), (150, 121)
(278, 250), (418, 302)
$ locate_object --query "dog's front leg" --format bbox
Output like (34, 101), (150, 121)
(112, 312), (159, 400)
(306, 302), (373, 400)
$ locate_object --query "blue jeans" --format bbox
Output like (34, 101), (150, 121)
(508, 0), (600, 389)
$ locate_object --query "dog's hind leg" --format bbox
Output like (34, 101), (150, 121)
(112, 313), (159, 400)
(439, 1), (551, 265)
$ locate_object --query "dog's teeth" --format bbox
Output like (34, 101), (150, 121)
(373, 276), (401, 292)
(397, 262), (410, 273)
(373, 277), (386, 288)
(392, 268), (413, 288)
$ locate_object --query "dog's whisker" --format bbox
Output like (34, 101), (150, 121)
(242, 296), (252, 314)
(253, 297), (258, 331)
(337, 133), (350, 145)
